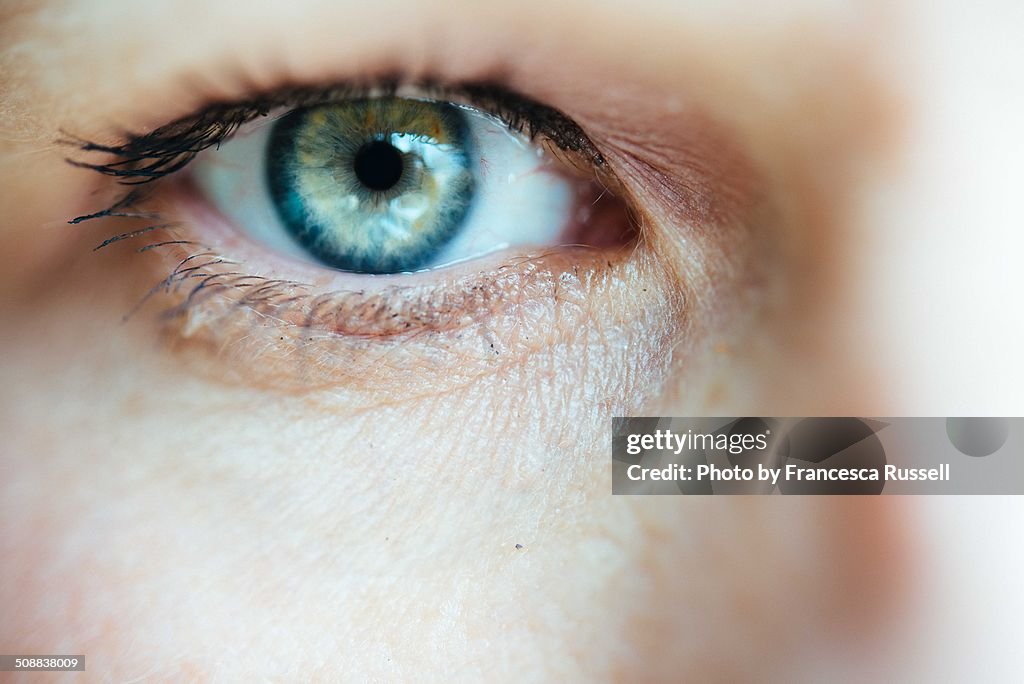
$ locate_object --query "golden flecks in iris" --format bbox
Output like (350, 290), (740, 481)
(299, 100), (455, 146)
(307, 108), (329, 128)
(407, 174), (442, 236)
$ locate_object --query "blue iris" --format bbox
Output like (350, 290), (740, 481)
(266, 99), (475, 274)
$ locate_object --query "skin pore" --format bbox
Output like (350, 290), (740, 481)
(2, 0), (1023, 680)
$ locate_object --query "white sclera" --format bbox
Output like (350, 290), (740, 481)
(190, 102), (576, 273)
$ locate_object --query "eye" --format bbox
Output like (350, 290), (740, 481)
(63, 81), (645, 385)
(189, 93), (608, 275)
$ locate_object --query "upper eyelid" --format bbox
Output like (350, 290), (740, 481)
(60, 79), (607, 188)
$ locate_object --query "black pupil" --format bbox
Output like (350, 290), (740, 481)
(353, 140), (404, 191)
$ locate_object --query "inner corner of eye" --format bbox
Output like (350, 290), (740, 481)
(187, 95), (632, 276)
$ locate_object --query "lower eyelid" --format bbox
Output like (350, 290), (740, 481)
(146, 236), (678, 398)
(93, 180), (680, 397)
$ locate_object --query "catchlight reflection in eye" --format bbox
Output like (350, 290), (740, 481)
(192, 96), (587, 275)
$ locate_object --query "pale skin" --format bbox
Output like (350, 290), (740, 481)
(2, 0), (1023, 681)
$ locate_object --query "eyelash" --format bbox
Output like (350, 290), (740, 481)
(62, 80), (606, 188)
(59, 78), (639, 385)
